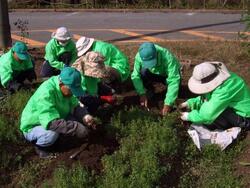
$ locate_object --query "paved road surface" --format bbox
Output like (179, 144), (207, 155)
(9, 11), (246, 46)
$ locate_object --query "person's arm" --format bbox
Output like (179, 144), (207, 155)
(45, 43), (65, 70)
(69, 41), (78, 65)
(109, 46), (130, 82)
(187, 96), (203, 110)
(188, 92), (231, 124)
(164, 51), (181, 106)
(131, 54), (145, 95)
(0, 61), (13, 87)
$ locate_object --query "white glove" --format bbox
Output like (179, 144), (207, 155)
(83, 114), (94, 126)
(179, 101), (188, 109)
(180, 112), (189, 121)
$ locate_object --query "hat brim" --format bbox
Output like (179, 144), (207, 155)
(69, 86), (85, 97)
(188, 69), (231, 94)
(84, 70), (107, 79)
(77, 38), (94, 57)
(16, 52), (29, 61)
(142, 58), (157, 69)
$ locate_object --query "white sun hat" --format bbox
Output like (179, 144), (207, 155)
(188, 61), (231, 94)
(76, 36), (95, 57)
(51, 27), (71, 41)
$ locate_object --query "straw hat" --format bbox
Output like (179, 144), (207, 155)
(188, 61), (230, 94)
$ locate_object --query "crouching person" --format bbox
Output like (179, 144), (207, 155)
(0, 42), (36, 93)
(20, 67), (95, 158)
(72, 51), (116, 114)
(180, 61), (250, 131)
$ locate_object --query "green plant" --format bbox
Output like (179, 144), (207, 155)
(43, 163), (95, 188)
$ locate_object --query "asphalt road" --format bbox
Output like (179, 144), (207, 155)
(8, 11), (246, 46)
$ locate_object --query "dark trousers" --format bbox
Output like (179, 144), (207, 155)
(79, 82), (114, 114)
(40, 52), (72, 77)
(7, 68), (37, 93)
(140, 68), (166, 96)
(208, 108), (250, 131)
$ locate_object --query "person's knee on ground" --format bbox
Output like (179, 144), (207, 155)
(40, 60), (60, 77)
(74, 123), (89, 138)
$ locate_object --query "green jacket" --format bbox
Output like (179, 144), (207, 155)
(131, 44), (181, 106)
(187, 73), (250, 124)
(0, 50), (33, 87)
(20, 76), (79, 133)
(91, 41), (130, 82)
(81, 75), (100, 96)
(44, 38), (77, 70)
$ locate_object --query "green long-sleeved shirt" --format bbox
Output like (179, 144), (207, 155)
(44, 38), (77, 70)
(20, 76), (79, 133)
(131, 44), (181, 106)
(187, 72), (250, 124)
(81, 75), (100, 96)
(0, 50), (33, 87)
(91, 41), (130, 82)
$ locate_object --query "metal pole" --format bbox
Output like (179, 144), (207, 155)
(0, 0), (12, 49)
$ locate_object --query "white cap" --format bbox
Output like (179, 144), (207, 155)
(51, 27), (71, 41)
(76, 36), (94, 57)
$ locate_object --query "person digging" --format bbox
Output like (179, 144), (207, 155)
(0, 42), (37, 93)
(76, 36), (130, 92)
(20, 67), (96, 158)
(72, 51), (117, 114)
(179, 61), (250, 130)
(131, 42), (181, 115)
(40, 27), (77, 77)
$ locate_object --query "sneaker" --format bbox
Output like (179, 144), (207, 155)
(35, 146), (56, 159)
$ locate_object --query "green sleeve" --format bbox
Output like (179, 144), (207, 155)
(188, 92), (231, 124)
(109, 46), (130, 82)
(37, 91), (60, 129)
(70, 42), (78, 65)
(131, 54), (145, 95)
(0, 61), (13, 87)
(45, 43), (64, 70)
(164, 53), (181, 106)
(187, 96), (203, 110)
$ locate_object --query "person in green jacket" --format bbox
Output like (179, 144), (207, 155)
(0, 42), (36, 93)
(41, 27), (77, 77)
(75, 36), (130, 86)
(20, 67), (96, 158)
(72, 51), (116, 114)
(179, 61), (250, 130)
(131, 42), (181, 115)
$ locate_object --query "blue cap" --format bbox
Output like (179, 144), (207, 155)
(139, 42), (157, 69)
(60, 67), (84, 97)
(12, 42), (29, 61)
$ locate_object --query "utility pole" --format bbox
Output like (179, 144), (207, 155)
(0, 0), (12, 50)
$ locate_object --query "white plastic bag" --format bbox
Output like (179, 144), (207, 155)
(188, 124), (241, 151)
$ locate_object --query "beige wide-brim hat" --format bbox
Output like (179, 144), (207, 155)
(76, 36), (95, 57)
(188, 61), (231, 94)
(51, 27), (71, 41)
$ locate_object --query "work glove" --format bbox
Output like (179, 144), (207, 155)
(162, 105), (172, 116)
(83, 114), (97, 130)
(180, 112), (189, 121)
(7, 81), (22, 94)
(179, 102), (188, 109)
(100, 95), (116, 104)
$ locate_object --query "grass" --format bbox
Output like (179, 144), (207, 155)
(0, 41), (249, 187)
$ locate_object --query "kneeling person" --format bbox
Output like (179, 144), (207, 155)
(20, 67), (95, 158)
(180, 62), (250, 130)
(0, 42), (36, 93)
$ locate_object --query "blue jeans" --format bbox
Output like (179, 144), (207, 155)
(24, 126), (59, 147)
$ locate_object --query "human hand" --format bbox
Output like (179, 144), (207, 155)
(83, 114), (97, 130)
(162, 105), (172, 116)
(140, 95), (148, 108)
(178, 102), (188, 109)
(180, 112), (189, 121)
